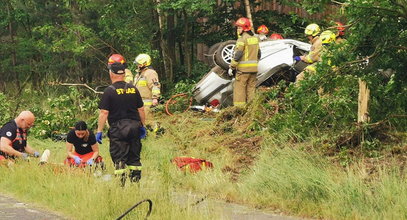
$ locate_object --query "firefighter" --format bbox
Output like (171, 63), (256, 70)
(228, 17), (261, 107)
(256, 24), (269, 41)
(334, 21), (346, 43)
(0, 111), (40, 161)
(96, 54), (146, 186)
(133, 53), (161, 129)
(270, 33), (284, 40)
(294, 23), (322, 83)
(64, 121), (104, 168)
(320, 30), (337, 46)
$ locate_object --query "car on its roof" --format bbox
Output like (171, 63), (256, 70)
(193, 39), (311, 107)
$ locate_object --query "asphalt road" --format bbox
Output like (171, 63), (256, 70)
(0, 194), (65, 220)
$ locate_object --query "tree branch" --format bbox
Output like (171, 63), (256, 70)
(60, 83), (104, 94)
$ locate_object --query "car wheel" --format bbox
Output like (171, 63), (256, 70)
(206, 42), (221, 67)
(214, 40), (236, 70)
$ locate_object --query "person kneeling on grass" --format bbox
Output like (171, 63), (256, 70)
(64, 121), (103, 167)
(0, 111), (41, 162)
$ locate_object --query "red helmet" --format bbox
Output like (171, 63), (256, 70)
(235, 17), (251, 32)
(335, 22), (345, 36)
(108, 54), (127, 74)
(269, 33), (284, 40)
(108, 54), (126, 65)
(257, 25), (269, 34)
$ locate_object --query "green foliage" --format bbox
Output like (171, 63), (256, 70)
(30, 87), (99, 138)
(0, 93), (13, 126)
(264, 68), (358, 140)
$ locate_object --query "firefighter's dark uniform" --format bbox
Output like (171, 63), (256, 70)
(230, 32), (261, 107)
(99, 81), (144, 182)
(0, 120), (27, 159)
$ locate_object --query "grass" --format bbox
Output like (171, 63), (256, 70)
(0, 111), (406, 219)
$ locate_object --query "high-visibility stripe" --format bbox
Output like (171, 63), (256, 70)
(143, 99), (153, 106)
(152, 87), (160, 95)
(114, 169), (126, 175)
(137, 80), (148, 87)
(237, 63), (258, 67)
(305, 65), (316, 72)
(236, 42), (245, 46)
(128, 165), (142, 171)
(247, 37), (259, 45)
(234, 101), (246, 106)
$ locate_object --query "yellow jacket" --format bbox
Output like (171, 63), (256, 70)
(230, 32), (261, 73)
(304, 36), (322, 64)
(134, 68), (161, 104)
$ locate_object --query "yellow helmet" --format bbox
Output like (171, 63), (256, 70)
(134, 53), (151, 67)
(304, 23), (321, 36)
(320, 30), (336, 44)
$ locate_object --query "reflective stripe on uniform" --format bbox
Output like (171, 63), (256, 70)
(233, 101), (246, 106)
(137, 79), (148, 87)
(237, 61), (258, 68)
(114, 169), (126, 175)
(305, 54), (314, 63)
(128, 165), (142, 171)
(152, 87), (160, 96)
(143, 99), (152, 106)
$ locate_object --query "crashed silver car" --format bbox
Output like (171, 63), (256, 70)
(193, 39), (311, 107)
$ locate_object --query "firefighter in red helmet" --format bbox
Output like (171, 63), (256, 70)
(335, 21), (346, 44)
(256, 24), (269, 41)
(228, 17), (261, 107)
(269, 33), (284, 40)
(97, 53), (146, 186)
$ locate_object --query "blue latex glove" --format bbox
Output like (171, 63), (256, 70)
(73, 156), (82, 165)
(139, 126), (147, 139)
(87, 159), (94, 166)
(33, 151), (40, 158)
(96, 132), (103, 144)
(294, 56), (301, 61)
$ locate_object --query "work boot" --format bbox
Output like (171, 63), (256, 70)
(129, 170), (141, 183)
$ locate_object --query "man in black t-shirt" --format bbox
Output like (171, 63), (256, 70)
(0, 111), (40, 160)
(65, 121), (103, 167)
(97, 54), (146, 186)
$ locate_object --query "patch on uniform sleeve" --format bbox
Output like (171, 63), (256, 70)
(6, 131), (12, 137)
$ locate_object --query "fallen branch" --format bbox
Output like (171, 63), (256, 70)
(60, 83), (103, 94)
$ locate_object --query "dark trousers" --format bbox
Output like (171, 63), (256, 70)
(108, 119), (142, 170)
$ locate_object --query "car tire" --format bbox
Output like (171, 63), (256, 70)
(214, 40), (236, 70)
(206, 43), (221, 67)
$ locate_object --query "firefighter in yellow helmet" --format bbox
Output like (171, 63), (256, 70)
(294, 23), (323, 83)
(228, 17), (261, 107)
(133, 54), (161, 128)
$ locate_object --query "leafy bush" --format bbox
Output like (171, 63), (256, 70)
(30, 87), (99, 138)
(0, 93), (12, 126)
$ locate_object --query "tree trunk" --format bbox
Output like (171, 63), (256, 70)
(6, 3), (19, 91)
(167, 9), (176, 64)
(155, 0), (173, 83)
(183, 10), (192, 76)
(243, 0), (254, 31)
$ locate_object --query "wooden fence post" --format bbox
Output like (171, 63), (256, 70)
(358, 79), (370, 123)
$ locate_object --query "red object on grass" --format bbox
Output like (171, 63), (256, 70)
(172, 157), (213, 173)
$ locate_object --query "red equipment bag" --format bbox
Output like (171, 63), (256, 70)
(172, 157), (213, 173)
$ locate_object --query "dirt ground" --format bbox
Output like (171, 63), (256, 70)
(0, 194), (65, 219)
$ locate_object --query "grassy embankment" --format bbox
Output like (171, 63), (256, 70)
(0, 109), (406, 220)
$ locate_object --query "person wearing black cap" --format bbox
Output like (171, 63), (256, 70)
(96, 54), (146, 186)
(65, 121), (103, 167)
